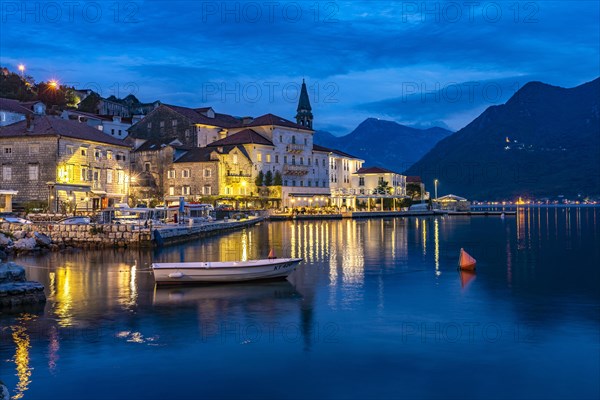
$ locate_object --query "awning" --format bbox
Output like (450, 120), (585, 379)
(0, 190), (18, 195)
(288, 193), (331, 198)
(47, 182), (92, 192)
(91, 190), (107, 195)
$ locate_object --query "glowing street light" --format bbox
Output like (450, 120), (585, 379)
(434, 179), (439, 200)
(18, 64), (25, 76)
(48, 80), (58, 88)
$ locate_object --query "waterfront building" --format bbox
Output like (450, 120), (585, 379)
(0, 115), (131, 212)
(339, 166), (408, 210)
(314, 145), (365, 209)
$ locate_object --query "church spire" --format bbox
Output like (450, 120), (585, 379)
(296, 79), (313, 129)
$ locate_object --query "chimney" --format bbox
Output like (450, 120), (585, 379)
(26, 114), (33, 131)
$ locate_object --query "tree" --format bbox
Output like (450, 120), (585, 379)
(377, 177), (390, 194)
(255, 171), (264, 187)
(273, 171), (282, 186)
(77, 92), (101, 113)
(264, 170), (273, 186)
(37, 81), (73, 109)
(0, 67), (36, 100)
(406, 182), (423, 201)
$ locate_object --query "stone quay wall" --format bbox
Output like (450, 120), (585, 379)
(0, 223), (153, 248)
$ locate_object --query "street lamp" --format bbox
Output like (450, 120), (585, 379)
(48, 79), (58, 89)
(18, 64), (25, 77)
(434, 179), (439, 200)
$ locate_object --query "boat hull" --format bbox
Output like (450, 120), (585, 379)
(152, 258), (302, 284)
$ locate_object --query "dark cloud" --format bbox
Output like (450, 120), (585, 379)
(1, 0), (597, 132)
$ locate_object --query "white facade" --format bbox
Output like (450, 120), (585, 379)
(0, 110), (26, 127)
(351, 168), (407, 196)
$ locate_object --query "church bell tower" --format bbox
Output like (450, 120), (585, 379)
(295, 79), (313, 129)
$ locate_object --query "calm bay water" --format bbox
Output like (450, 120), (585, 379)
(1, 207), (599, 399)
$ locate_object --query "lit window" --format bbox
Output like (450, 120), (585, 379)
(106, 151), (113, 159)
(233, 154), (238, 164)
(266, 154), (271, 163)
(257, 152), (262, 162)
(169, 186), (175, 196)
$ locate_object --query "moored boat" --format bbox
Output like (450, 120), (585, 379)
(458, 248), (477, 271)
(152, 258), (303, 284)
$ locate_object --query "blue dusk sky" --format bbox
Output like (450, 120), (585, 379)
(1, 1), (598, 135)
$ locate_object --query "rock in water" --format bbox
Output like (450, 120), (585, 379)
(34, 232), (52, 247)
(0, 233), (12, 247)
(13, 237), (36, 251)
(0, 262), (46, 308)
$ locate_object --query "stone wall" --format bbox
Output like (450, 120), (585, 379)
(0, 223), (153, 248)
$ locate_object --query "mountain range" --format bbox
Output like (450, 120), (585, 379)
(404, 78), (600, 200)
(314, 119), (453, 172)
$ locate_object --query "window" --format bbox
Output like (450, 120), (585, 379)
(204, 168), (211, 178)
(283, 155), (287, 164)
(3, 147), (12, 154)
(257, 152), (262, 162)
(106, 150), (113, 160)
(292, 136), (296, 144)
(315, 181), (319, 187)
(232, 154), (238, 164)
(182, 186), (190, 195)
(29, 144), (39, 155)
(308, 158), (311, 166)
(275, 155), (279, 163)
(95, 150), (102, 160)
(172, 120), (177, 127)
(147, 122), (152, 129)
(203, 186), (212, 195)
(322, 159), (326, 167)
(323, 180), (327, 187)
(160, 121), (165, 128)
(291, 156), (296, 165)
(300, 181), (303, 187)
(93, 169), (100, 181)
(308, 180), (311, 187)
(81, 148), (87, 156)
(81, 167), (88, 181)
(28, 164), (39, 181)
(225, 187), (232, 195)
(117, 170), (124, 184)
(169, 186), (175, 196)
(144, 162), (151, 172)
(182, 169), (190, 178)
(107, 169), (113, 183)
(292, 180), (296, 186)
(2, 165), (12, 181)
(266, 154), (271, 163)
(359, 177), (365, 186)
(66, 145), (74, 155)
(111, 129), (115, 135)
(167, 170), (175, 179)
(284, 180), (288, 186)
(300, 157), (303, 165)
(279, 135), (283, 143)
(304, 138), (307, 145)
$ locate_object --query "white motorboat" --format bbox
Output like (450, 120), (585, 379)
(152, 257), (303, 284)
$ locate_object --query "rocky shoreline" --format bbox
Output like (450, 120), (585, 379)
(0, 262), (46, 308)
(0, 229), (58, 260)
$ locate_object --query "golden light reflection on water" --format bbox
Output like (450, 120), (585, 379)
(54, 266), (74, 327)
(10, 315), (35, 400)
(421, 219), (427, 256)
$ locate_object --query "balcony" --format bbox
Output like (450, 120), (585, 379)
(286, 143), (304, 153)
(226, 171), (252, 183)
(283, 165), (309, 176)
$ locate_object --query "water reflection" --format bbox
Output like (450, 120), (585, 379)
(10, 315), (34, 400)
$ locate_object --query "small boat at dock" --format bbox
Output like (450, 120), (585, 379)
(458, 248), (477, 271)
(152, 258), (303, 284)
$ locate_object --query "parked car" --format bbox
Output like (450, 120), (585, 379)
(58, 216), (91, 225)
(0, 216), (32, 224)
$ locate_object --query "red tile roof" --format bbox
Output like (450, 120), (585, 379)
(245, 113), (312, 131)
(163, 104), (243, 128)
(0, 115), (130, 147)
(355, 166), (401, 175)
(207, 129), (274, 147)
(0, 98), (33, 115)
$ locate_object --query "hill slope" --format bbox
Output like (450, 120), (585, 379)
(315, 119), (452, 171)
(404, 78), (600, 200)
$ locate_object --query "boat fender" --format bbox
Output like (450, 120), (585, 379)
(168, 272), (184, 279)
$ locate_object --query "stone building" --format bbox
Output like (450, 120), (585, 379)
(0, 115), (131, 212)
(128, 104), (242, 148)
(130, 138), (190, 203)
(0, 97), (45, 127)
